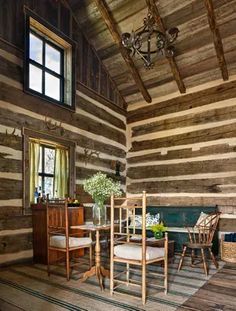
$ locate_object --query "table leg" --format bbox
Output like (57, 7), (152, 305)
(79, 229), (109, 290)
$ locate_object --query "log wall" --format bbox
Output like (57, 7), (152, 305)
(0, 0), (126, 265)
(127, 79), (236, 216)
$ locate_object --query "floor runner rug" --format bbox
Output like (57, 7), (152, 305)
(0, 255), (224, 311)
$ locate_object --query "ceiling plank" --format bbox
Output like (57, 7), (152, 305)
(94, 0), (152, 103)
(204, 0), (229, 81)
(61, 0), (127, 108)
(146, 0), (186, 94)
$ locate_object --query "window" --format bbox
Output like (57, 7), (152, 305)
(23, 128), (76, 210)
(24, 9), (75, 109)
(38, 144), (56, 198)
(29, 139), (69, 203)
(29, 31), (64, 102)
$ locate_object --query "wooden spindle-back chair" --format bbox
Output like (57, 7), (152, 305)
(110, 191), (168, 305)
(178, 212), (221, 276)
(46, 200), (92, 281)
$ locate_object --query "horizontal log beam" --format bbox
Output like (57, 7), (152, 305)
(0, 82), (126, 158)
(76, 153), (126, 172)
(94, 0), (152, 103)
(204, 0), (229, 81)
(0, 233), (32, 254)
(76, 167), (126, 184)
(128, 80), (236, 124)
(127, 177), (236, 193)
(134, 196), (236, 208)
(131, 122), (236, 152)
(0, 215), (32, 231)
(0, 179), (22, 200)
(127, 158), (236, 179)
(132, 104), (236, 138)
(128, 143), (236, 164)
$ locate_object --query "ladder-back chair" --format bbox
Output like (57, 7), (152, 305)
(47, 200), (92, 281)
(178, 211), (221, 276)
(110, 191), (168, 305)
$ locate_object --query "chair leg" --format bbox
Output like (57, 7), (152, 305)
(66, 252), (70, 281)
(47, 250), (50, 277)
(89, 245), (93, 269)
(208, 248), (219, 269)
(200, 248), (208, 276)
(142, 262), (146, 305)
(164, 257), (168, 294)
(178, 245), (187, 272)
(126, 263), (130, 285)
(191, 249), (195, 266)
(110, 259), (114, 296)
(89, 232), (93, 269)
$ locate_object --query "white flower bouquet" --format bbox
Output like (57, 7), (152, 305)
(83, 172), (122, 204)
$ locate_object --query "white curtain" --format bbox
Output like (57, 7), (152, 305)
(54, 147), (69, 198)
(29, 141), (40, 203)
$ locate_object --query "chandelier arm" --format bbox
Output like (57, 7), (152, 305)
(135, 49), (151, 67)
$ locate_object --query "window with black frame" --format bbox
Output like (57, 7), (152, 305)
(24, 9), (75, 109)
(38, 144), (56, 199)
(29, 31), (64, 103)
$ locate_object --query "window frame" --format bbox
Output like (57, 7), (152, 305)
(38, 144), (55, 196)
(28, 29), (65, 103)
(24, 7), (76, 111)
(23, 127), (76, 212)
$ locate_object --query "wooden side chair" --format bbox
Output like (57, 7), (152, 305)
(177, 211), (221, 276)
(110, 191), (168, 305)
(46, 200), (93, 281)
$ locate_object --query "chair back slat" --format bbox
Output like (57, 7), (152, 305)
(46, 200), (69, 236)
(192, 212), (220, 244)
(111, 192), (147, 258)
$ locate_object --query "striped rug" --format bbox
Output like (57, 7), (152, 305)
(0, 255), (224, 311)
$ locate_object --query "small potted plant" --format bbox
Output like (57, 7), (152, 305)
(150, 222), (168, 239)
(83, 172), (122, 225)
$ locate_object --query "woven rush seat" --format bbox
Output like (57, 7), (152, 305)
(114, 243), (165, 261)
(50, 236), (92, 249)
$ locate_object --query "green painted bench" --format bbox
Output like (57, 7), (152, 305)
(142, 205), (219, 254)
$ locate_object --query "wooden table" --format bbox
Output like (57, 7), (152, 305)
(71, 224), (110, 290)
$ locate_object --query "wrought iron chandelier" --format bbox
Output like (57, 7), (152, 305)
(121, 11), (179, 69)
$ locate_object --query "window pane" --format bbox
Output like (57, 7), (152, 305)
(29, 33), (43, 64)
(38, 179), (42, 195)
(44, 176), (54, 198)
(44, 147), (55, 174)
(45, 73), (60, 101)
(29, 64), (42, 93)
(45, 43), (61, 74)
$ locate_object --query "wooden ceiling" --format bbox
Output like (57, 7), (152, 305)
(69, 0), (236, 107)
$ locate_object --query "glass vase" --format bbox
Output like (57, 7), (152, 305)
(154, 231), (163, 239)
(93, 200), (106, 226)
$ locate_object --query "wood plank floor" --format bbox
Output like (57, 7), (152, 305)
(177, 263), (236, 311)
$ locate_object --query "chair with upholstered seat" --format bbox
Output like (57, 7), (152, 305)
(110, 191), (168, 305)
(177, 211), (221, 276)
(46, 200), (92, 281)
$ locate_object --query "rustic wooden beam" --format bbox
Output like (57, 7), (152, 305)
(204, 0), (229, 81)
(146, 0), (186, 94)
(94, 0), (152, 103)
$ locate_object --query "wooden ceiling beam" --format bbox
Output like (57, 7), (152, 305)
(146, 0), (186, 94)
(204, 0), (229, 81)
(94, 0), (152, 103)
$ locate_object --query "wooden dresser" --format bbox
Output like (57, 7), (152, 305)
(31, 203), (84, 264)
